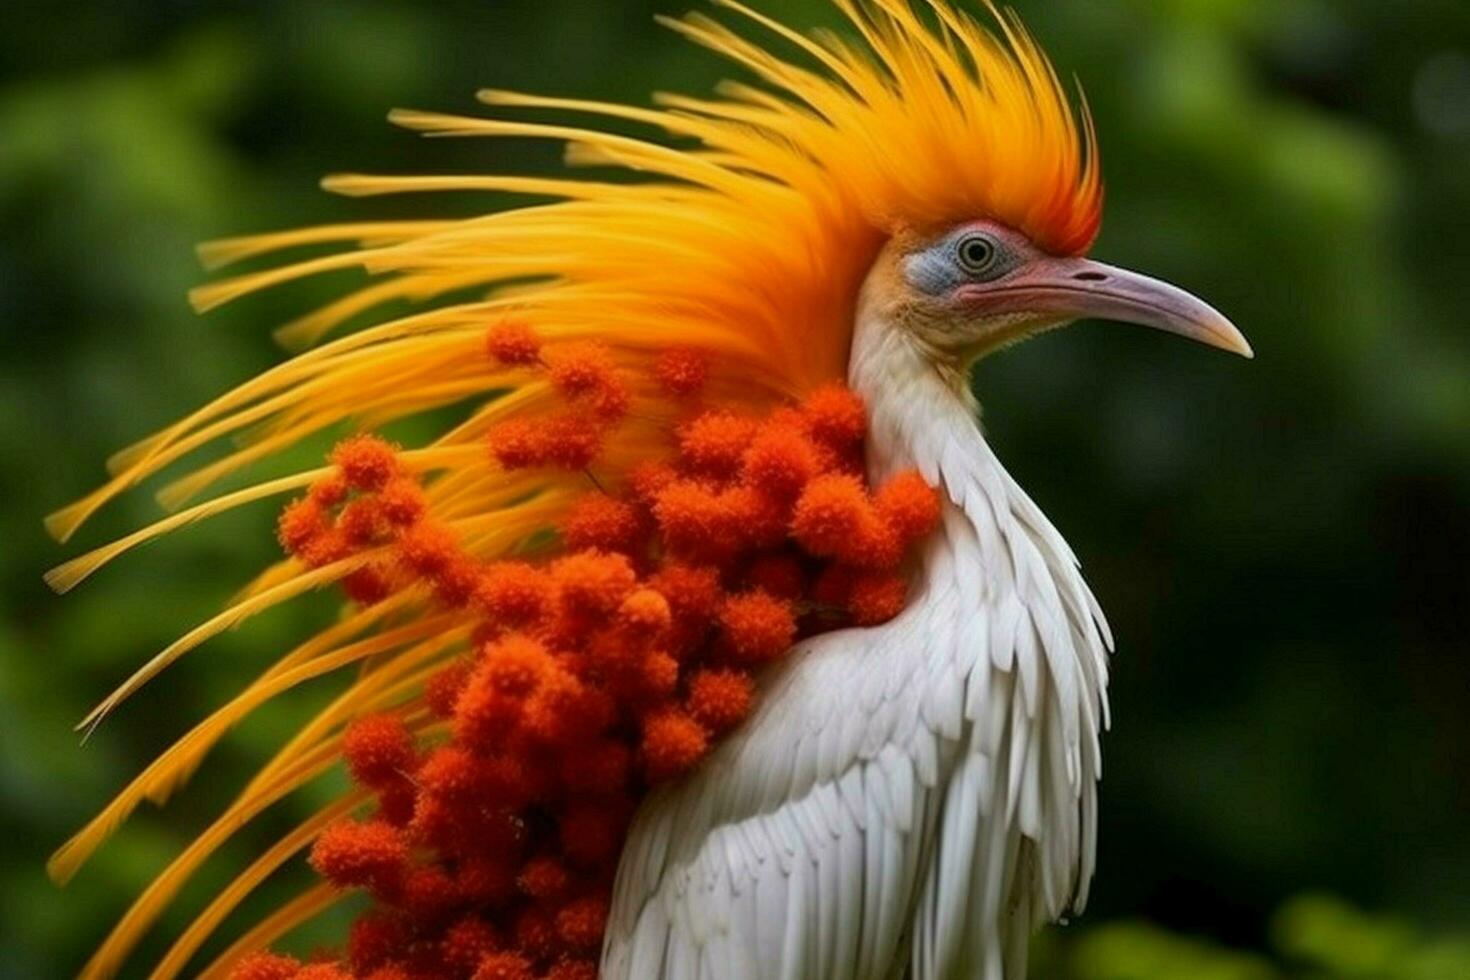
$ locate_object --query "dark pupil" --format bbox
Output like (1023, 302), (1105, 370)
(962, 238), (994, 269)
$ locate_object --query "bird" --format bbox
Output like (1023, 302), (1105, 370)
(44, 2), (1251, 979)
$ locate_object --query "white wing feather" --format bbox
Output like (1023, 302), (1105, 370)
(604, 498), (1107, 980)
(603, 315), (1112, 979)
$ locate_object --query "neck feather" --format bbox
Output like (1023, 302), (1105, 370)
(848, 289), (998, 507)
(848, 283), (1113, 659)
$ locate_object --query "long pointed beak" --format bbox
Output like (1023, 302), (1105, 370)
(962, 257), (1253, 358)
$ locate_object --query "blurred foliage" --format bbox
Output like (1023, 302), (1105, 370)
(1, 0), (1467, 978)
(1032, 893), (1470, 980)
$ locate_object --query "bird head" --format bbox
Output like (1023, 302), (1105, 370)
(865, 219), (1251, 374)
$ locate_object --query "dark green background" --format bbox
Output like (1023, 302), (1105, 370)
(3, 1), (1468, 977)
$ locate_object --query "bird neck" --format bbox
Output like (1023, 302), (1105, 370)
(848, 289), (994, 498)
(847, 283), (1096, 625)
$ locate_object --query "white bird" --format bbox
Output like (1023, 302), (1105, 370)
(45, 3), (1250, 979)
(603, 221), (1249, 980)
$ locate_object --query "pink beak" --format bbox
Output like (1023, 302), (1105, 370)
(959, 257), (1253, 358)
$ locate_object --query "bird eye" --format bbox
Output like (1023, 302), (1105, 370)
(956, 234), (1000, 277)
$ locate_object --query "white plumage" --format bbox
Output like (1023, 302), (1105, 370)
(603, 271), (1113, 980)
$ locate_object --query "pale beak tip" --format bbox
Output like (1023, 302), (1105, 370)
(1212, 319), (1254, 360)
(1186, 302), (1252, 359)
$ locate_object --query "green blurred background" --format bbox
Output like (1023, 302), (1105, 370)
(3, 0), (1468, 977)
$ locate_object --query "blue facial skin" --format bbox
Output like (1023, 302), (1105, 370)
(903, 227), (1021, 298)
